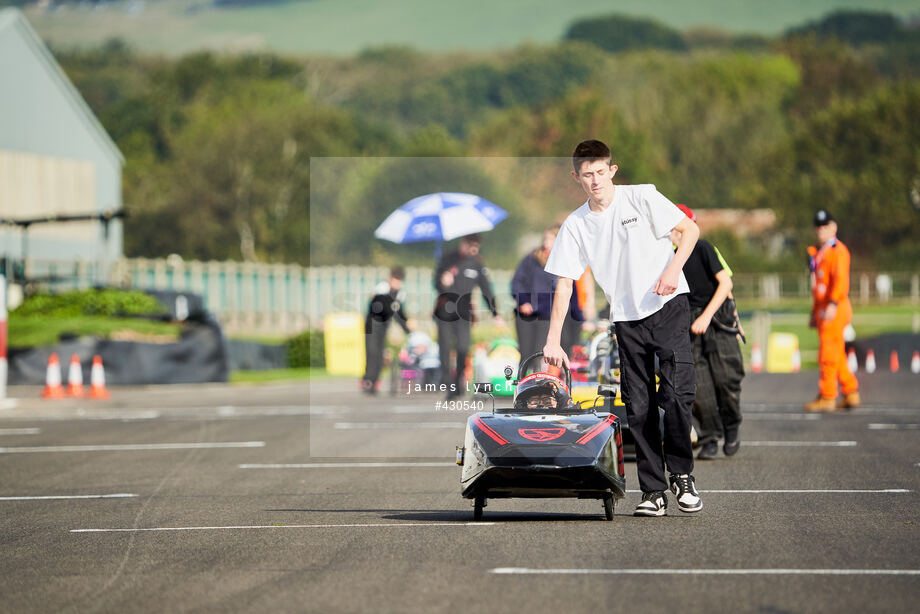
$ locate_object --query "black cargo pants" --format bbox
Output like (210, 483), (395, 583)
(615, 294), (696, 493)
(691, 304), (744, 444)
(436, 318), (471, 392)
(363, 319), (389, 386)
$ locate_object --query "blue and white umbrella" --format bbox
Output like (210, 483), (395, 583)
(374, 192), (508, 244)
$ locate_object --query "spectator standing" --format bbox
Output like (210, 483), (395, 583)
(433, 234), (501, 399)
(511, 225), (559, 360)
(362, 267), (411, 395)
(562, 268), (598, 355)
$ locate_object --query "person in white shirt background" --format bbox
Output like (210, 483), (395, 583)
(542, 139), (703, 517)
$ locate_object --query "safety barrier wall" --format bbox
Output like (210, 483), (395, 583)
(17, 259), (920, 335)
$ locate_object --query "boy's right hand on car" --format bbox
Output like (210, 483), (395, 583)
(542, 342), (569, 369)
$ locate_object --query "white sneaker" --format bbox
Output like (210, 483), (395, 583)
(669, 474), (703, 513)
(634, 491), (667, 517)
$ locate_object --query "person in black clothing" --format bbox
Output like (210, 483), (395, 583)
(512, 224), (588, 360)
(433, 234), (501, 398)
(512, 225), (559, 360)
(362, 266), (411, 395)
(672, 204), (744, 459)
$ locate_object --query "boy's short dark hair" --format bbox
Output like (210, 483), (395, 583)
(390, 266), (405, 280)
(572, 139), (612, 173)
(460, 234), (481, 245)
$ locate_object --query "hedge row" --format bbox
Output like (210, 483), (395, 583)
(14, 289), (167, 318)
(286, 330), (325, 368)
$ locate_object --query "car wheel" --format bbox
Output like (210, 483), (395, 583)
(473, 496), (485, 521)
(603, 494), (614, 521)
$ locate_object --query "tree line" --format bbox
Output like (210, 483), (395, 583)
(49, 10), (920, 271)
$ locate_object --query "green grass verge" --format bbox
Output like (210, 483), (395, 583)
(9, 315), (182, 348)
(229, 367), (348, 383)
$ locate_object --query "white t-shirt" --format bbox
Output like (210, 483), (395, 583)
(545, 184), (689, 322)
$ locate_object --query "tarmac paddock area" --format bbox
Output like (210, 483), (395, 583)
(0, 373), (917, 613)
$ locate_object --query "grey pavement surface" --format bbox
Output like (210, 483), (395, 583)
(0, 373), (918, 613)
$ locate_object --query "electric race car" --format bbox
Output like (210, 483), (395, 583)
(456, 352), (627, 521)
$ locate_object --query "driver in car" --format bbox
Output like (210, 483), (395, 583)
(514, 373), (569, 410)
(525, 393), (558, 409)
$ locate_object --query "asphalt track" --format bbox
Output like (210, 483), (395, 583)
(0, 372), (918, 613)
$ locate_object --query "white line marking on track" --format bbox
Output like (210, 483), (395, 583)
(743, 404), (815, 411)
(239, 462), (456, 469)
(491, 568), (920, 576)
(333, 422), (464, 430)
(0, 493), (137, 501)
(0, 406), (314, 422)
(216, 406), (308, 417)
(72, 522), (495, 533)
(73, 410), (161, 420)
(0, 411), (162, 422)
(742, 414), (821, 421)
(743, 441), (857, 447)
(306, 406), (343, 415)
(0, 428), (40, 435)
(392, 407), (439, 414)
(0, 441), (265, 453)
(623, 489), (910, 494)
(234, 466), (909, 487)
(868, 423), (920, 430)
(240, 462), (455, 468)
(702, 489), (909, 494)
(744, 404), (920, 415)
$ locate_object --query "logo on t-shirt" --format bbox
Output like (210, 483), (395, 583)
(463, 268), (479, 279)
(621, 216), (638, 227)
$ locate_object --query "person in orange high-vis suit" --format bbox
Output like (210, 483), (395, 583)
(804, 209), (860, 412)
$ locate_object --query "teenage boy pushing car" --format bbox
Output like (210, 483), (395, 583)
(542, 139), (702, 517)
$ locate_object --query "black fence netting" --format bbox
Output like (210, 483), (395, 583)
(9, 318), (230, 385)
(849, 333), (920, 365)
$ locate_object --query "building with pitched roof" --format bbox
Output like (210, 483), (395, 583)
(0, 7), (123, 287)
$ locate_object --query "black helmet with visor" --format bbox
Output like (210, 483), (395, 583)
(513, 373), (571, 411)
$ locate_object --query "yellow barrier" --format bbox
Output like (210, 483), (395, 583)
(323, 313), (365, 376)
(766, 332), (799, 373)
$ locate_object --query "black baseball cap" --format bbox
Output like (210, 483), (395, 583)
(813, 210), (835, 226)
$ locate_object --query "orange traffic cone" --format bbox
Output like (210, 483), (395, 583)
(88, 355), (111, 400)
(890, 351), (899, 373)
(865, 349), (877, 374)
(847, 348), (858, 373)
(66, 354), (84, 397)
(911, 351), (920, 374)
(41, 353), (66, 399)
(791, 348), (801, 373)
(750, 343), (763, 373)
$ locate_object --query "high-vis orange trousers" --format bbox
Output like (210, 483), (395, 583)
(816, 301), (858, 399)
